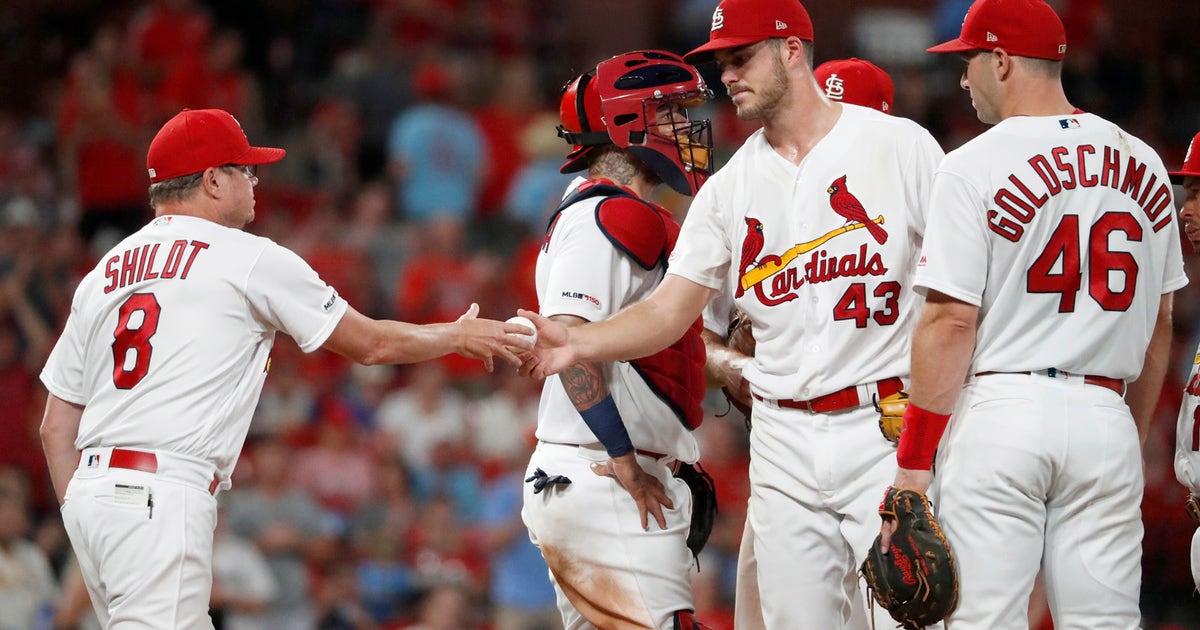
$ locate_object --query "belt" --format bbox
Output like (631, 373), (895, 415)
(975, 370), (1125, 396)
(99, 448), (221, 495)
(752, 376), (905, 413)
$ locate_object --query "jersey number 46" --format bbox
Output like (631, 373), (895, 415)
(1027, 213), (1141, 313)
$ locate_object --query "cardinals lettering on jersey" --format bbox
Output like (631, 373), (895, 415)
(987, 144), (1174, 242)
(736, 216), (890, 307)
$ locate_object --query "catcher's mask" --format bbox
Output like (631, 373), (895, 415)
(557, 50), (713, 196)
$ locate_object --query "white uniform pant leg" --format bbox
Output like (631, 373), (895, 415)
(936, 374), (1142, 630)
(830, 411), (909, 630)
(61, 469), (218, 630)
(733, 507), (765, 630)
(935, 377), (1050, 630)
(1042, 388), (1143, 630)
(522, 442), (695, 630)
(749, 403), (896, 629)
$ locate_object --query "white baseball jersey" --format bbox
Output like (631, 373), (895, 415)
(1177, 348), (1200, 495)
(535, 179), (699, 463)
(671, 104), (944, 400)
(915, 113), (1187, 379)
(41, 214), (348, 479)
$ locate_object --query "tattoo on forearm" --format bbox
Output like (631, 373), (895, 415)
(561, 361), (607, 409)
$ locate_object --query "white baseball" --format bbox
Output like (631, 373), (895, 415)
(506, 315), (538, 345)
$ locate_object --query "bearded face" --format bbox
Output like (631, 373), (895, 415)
(731, 46), (791, 122)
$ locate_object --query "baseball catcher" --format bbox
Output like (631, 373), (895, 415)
(862, 487), (959, 629)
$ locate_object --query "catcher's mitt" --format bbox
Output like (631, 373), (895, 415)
(862, 487), (959, 630)
(876, 390), (909, 444)
(722, 311), (755, 423)
(675, 462), (717, 561)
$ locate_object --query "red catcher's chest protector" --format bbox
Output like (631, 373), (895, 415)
(547, 180), (707, 429)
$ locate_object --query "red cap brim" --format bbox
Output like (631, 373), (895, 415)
(926, 38), (978, 54)
(684, 36), (771, 64)
(234, 146), (287, 165)
(1170, 170), (1200, 184)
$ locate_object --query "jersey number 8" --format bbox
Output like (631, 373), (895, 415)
(111, 293), (161, 389)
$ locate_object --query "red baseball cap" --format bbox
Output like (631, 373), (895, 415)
(927, 0), (1067, 61)
(1171, 132), (1200, 184)
(814, 58), (894, 114)
(147, 109), (285, 183)
(684, 0), (814, 65)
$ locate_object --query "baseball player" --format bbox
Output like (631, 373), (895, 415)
(520, 50), (713, 630)
(38, 108), (531, 628)
(880, 0), (1186, 628)
(701, 50), (899, 630)
(521, 0), (945, 627)
(1172, 129), (1200, 592)
(813, 57), (895, 114)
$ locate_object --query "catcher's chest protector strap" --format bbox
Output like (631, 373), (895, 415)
(549, 180), (706, 429)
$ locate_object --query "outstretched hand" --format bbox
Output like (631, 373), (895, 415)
(517, 308), (576, 378)
(592, 453), (673, 531)
(455, 303), (537, 372)
(879, 467), (933, 552)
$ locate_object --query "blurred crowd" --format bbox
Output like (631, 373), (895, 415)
(0, 0), (1198, 628)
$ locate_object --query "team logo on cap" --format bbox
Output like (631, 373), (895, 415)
(711, 7), (724, 31)
(823, 75), (846, 101)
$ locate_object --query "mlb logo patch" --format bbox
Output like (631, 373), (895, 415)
(87, 454), (101, 468)
(1059, 118), (1080, 129)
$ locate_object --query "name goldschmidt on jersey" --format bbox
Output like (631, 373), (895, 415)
(985, 135), (1174, 241)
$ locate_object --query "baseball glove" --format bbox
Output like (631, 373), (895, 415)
(876, 390), (910, 444)
(722, 311), (755, 422)
(675, 462), (717, 561)
(862, 487), (959, 630)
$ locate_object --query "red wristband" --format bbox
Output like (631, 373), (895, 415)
(895, 402), (951, 470)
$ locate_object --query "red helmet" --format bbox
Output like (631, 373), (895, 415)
(558, 71), (608, 175)
(558, 50), (713, 195)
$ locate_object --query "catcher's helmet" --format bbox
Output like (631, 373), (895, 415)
(557, 50), (713, 196)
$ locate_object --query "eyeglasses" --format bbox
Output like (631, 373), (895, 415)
(222, 164), (257, 180)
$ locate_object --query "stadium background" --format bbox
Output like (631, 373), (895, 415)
(0, 0), (1198, 628)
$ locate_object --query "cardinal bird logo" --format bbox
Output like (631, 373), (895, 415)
(737, 217), (765, 297)
(827, 175), (887, 245)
